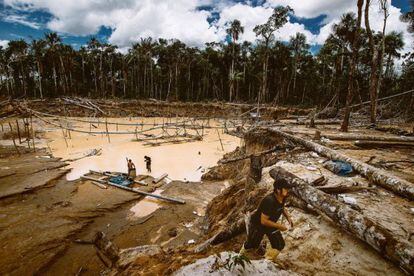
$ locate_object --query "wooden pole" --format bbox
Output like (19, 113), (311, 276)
(105, 118), (110, 143)
(30, 114), (35, 152)
(24, 118), (30, 149)
(216, 128), (224, 151)
(152, 173), (168, 184)
(61, 123), (68, 148)
(8, 122), (20, 155)
(1, 123), (3, 132)
(15, 120), (22, 144)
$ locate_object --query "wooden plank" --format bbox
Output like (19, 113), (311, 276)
(106, 180), (185, 204)
(152, 173), (168, 184)
(92, 181), (108, 189)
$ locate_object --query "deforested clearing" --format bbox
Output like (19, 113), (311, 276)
(0, 1), (413, 275)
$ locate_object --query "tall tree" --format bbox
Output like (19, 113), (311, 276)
(254, 6), (292, 104)
(341, 0), (364, 132)
(384, 31), (404, 77)
(288, 32), (310, 102)
(226, 19), (244, 102)
(30, 39), (46, 98)
(45, 32), (62, 96)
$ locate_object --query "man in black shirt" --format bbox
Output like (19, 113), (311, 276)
(240, 178), (294, 262)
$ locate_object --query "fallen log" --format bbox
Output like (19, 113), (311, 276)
(317, 185), (373, 194)
(285, 129), (414, 143)
(321, 133), (414, 143)
(266, 128), (414, 200)
(270, 167), (414, 274)
(354, 140), (414, 149)
(106, 180), (185, 204)
(374, 126), (413, 137)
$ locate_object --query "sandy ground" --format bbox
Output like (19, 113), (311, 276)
(0, 116), (239, 275)
(0, 147), (229, 275)
(1, 114), (413, 275)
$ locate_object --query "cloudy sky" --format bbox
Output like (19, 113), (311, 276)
(0, 0), (412, 53)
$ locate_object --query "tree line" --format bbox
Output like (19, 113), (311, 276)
(0, 3), (413, 125)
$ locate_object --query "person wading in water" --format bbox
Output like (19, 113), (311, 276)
(127, 158), (136, 180)
(144, 156), (152, 173)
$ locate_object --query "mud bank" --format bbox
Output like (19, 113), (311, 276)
(0, 144), (231, 275)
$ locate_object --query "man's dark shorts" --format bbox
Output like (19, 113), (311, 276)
(244, 220), (285, 251)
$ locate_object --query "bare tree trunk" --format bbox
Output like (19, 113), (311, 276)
(341, 0), (364, 132)
(376, 0), (389, 101)
(37, 61), (43, 99)
(365, 0), (380, 124)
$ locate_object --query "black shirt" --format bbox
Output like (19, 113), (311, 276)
(252, 193), (284, 231)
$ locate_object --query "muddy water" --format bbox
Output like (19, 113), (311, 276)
(36, 117), (240, 182)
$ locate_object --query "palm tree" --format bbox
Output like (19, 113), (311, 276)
(7, 39), (29, 97)
(87, 37), (101, 97)
(341, 0), (364, 132)
(384, 32), (404, 77)
(287, 32), (309, 101)
(45, 32), (62, 96)
(226, 19), (244, 102)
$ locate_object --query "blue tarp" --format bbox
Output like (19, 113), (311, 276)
(109, 175), (133, 186)
(324, 160), (353, 176)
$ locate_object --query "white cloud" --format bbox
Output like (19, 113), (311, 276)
(2, 0), (412, 55)
(266, 0), (354, 21)
(108, 0), (219, 47)
(2, 14), (42, 29)
(0, 40), (10, 48)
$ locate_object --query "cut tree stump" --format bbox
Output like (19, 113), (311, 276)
(270, 167), (414, 274)
(266, 128), (414, 200)
(94, 231), (120, 267)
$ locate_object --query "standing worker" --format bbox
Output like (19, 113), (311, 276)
(240, 178), (294, 262)
(127, 158), (136, 180)
(144, 156), (152, 173)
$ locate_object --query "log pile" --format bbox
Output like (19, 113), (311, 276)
(266, 128), (414, 200)
(270, 167), (414, 274)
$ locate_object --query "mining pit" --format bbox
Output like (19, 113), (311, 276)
(0, 99), (413, 275)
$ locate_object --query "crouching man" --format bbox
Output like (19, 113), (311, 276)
(240, 178), (294, 262)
